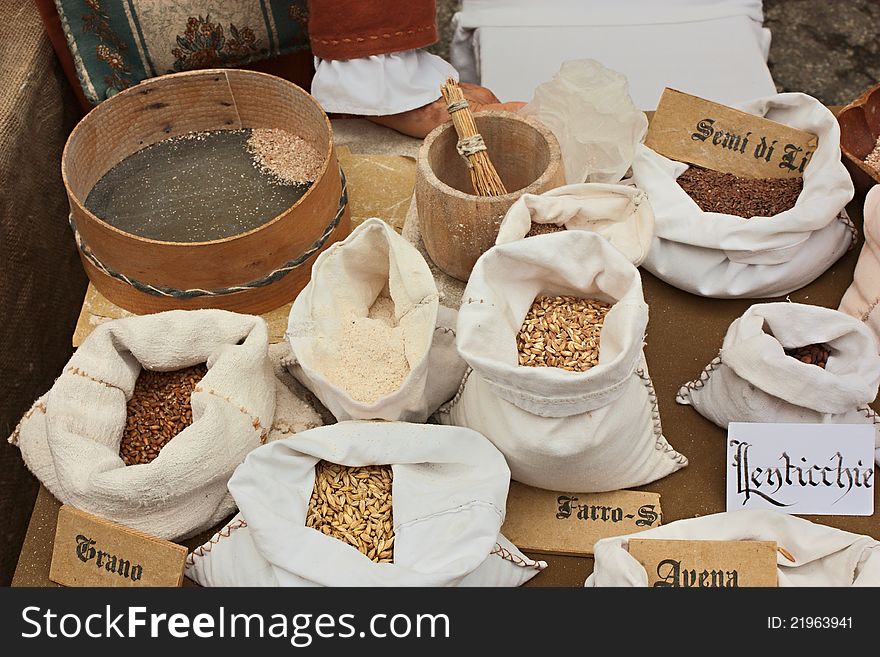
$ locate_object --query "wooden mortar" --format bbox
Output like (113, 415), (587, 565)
(62, 69), (350, 314)
(415, 111), (564, 281)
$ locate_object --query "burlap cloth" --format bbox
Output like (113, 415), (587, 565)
(0, 1), (85, 584)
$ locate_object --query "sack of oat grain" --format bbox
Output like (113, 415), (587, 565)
(9, 310), (321, 541)
(676, 302), (880, 464)
(186, 421), (547, 587)
(439, 230), (687, 491)
(286, 218), (466, 422)
(840, 185), (880, 348)
(495, 183), (654, 265)
(632, 93), (855, 298)
(586, 510), (880, 587)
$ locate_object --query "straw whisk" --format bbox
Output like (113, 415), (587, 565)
(440, 78), (507, 197)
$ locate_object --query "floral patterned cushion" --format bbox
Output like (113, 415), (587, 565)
(54, 1), (310, 104)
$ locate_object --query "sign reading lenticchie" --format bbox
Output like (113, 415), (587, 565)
(50, 505), (187, 587)
(500, 482), (661, 556)
(726, 423), (875, 516)
(628, 539), (778, 588)
(645, 88), (818, 178)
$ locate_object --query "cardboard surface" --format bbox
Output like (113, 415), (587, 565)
(502, 483), (661, 556)
(628, 539), (779, 588)
(645, 88), (817, 178)
(50, 506), (187, 587)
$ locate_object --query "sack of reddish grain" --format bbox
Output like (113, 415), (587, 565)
(286, 218), (466, 422)
(186, 421), (547, 587)
(495, 183), (654, 265)
(439, 231), (687, 491)
(8, 310), (321, 540)
(677, 303), (880, 464)
(586, 510), (880, 587)
(632, 93), (856, 298)
(840, 185), (880, 347)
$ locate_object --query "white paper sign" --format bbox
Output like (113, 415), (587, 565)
(726, 423), (874, 516)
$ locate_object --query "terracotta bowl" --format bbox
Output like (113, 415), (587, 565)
(838, 82), (880, 197)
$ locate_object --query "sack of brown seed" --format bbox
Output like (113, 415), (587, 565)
(186, 421), (547, 587)
(586, 510), (880, 587)
(286, 218), (466, 422)
(9, 310), (321, 540)
(840, 185), (880, 347)
(677, 302), (880, 463)
(632, 93), (856, 298)
(495, 183), (654, 265)
(439, 231), (687, 491)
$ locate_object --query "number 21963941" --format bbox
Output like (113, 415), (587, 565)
(768, 617), (852, 629)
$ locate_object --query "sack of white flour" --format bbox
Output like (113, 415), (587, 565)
(495, 183), (654, 265)
(186, 421), (547, 587)
(522, 59), (648, 185)
(677, 302), (880, 464)
(840, 185), (880, 347)
(586, 510), (880, 587)
(632, 93), (855, 298)
(287, 218), (466, 422)
(9, 310), (321, 541)
(439, 231), (687, 491)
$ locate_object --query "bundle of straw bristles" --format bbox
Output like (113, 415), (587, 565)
(440, 78), (507, 197)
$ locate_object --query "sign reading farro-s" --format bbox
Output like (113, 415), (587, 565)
(49, 505), (187, 587)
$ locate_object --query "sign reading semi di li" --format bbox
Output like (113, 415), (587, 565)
(726, 423), (875, 516)
(628, 539), (778, 588)
(49, 505), (188, 587)
(501, 482), (661, 556)
(645, 88), (818, 179)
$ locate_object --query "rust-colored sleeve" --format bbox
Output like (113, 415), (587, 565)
(307, 0), (438, 60)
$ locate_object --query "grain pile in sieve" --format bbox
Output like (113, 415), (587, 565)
(247, 128), (323, 185)
(306, 461), (394, 563)
(516, 296), (611, 372)
(119, 364), (207, 465)
(320, 295), (410, 404)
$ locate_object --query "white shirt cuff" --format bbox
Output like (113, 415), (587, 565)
(312, 49), (459, 116)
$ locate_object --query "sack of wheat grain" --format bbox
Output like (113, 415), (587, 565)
(439, 230), (687, 491)
(186, 421), (547, 587)
(9, 310), (321, 540)
(286, 218), (466, 422)
(677, 302), (880, 464)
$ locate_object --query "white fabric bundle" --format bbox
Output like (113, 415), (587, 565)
(186, 421), (547, 587)
(586, 510), (880, 587)
(9, 310), (320, 540)
(495, 182), (654, 264)
(840, 185), (880, 347)
(677, 302), (880, 464)
(286, 218), (466, 422)
(633, 93), (855, 298)
(521, 59), (648, 185)
(440, 231), (687, 491)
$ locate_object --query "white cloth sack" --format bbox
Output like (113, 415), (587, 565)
(840, 185), (880, 347)
(586, 510), (880, 587)
(495, 182), (654, 265)
(9, 310), (320, 541)
(287, 218), (466, 422)
(677, 302), (880, 464)
(440, 231), (687, 491)
(521, 59), (648, 184)
(633, 93), (856, 298)
(185, 421), (547, 587)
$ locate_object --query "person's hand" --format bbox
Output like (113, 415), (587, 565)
(367, 83), (525, 138)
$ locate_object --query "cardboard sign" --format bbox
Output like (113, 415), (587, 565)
(628, 539), (778, 588)
(50, 505), (187, 587)
(645, 88), (818, 178)
(501, 482), (661, 556)
(726, 423), (875, 516)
